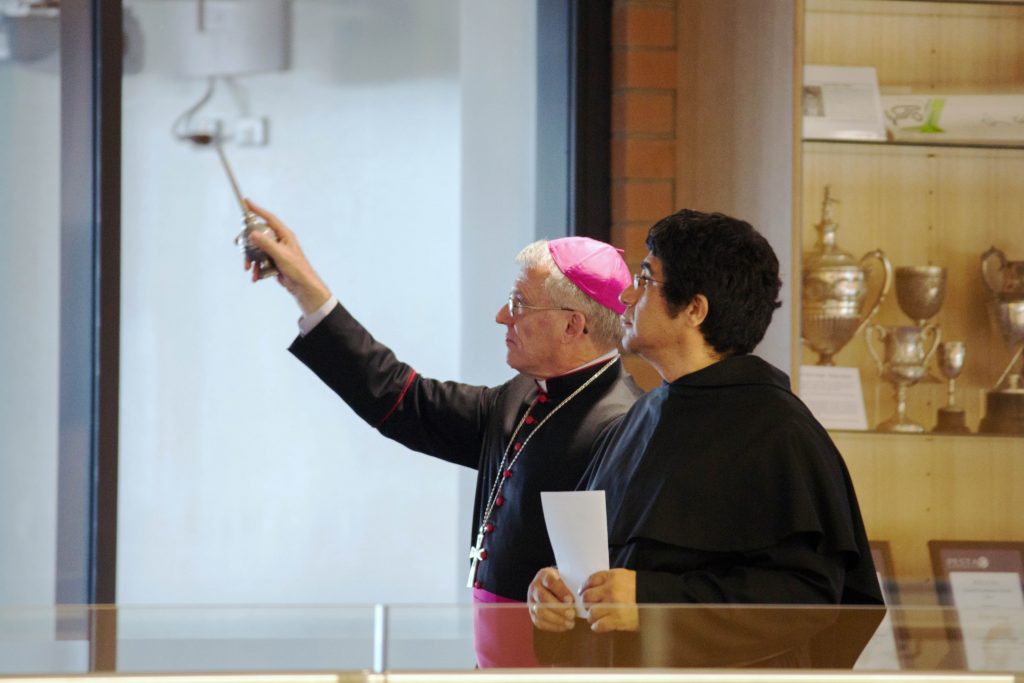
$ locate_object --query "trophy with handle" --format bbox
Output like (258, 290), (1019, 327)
(802, 187), (892, 365)
(867, 323), (941, 432)
(979, 247), (1024, 434)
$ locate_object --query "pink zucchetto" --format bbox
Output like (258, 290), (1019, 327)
(548, 236), (631, 315)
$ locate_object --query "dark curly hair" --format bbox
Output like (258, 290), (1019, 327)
(646, 209), (783, 357)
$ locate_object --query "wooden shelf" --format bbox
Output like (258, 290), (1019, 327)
(800, 142), (1024, 433)
(804, 137), (1024, 151)
(836, 430), (1024, 580)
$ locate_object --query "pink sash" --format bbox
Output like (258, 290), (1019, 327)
(472, 587), (541, 668)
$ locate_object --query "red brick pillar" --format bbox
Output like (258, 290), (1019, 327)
(610, 0), (677, 388)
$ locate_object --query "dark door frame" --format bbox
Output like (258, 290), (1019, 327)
(537, 0), (612, 243)
(57, 0), (122, 669)
(568, 0), (612, 243)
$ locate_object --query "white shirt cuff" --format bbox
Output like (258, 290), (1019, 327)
(298, 296), (339, 336)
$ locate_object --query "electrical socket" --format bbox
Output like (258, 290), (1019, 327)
(235, 117), (269, 147)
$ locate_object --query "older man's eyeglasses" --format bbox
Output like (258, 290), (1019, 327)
(633, 273), (666, 291)
(507, 295), (576, 318)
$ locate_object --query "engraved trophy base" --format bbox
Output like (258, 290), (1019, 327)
(978, 389), (1024, 436)
(933, 406), (970, 434)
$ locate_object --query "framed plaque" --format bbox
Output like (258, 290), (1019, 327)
(928, 540), (1024, 671)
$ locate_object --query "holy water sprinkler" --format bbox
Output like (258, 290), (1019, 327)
(190, 133), (278, 279)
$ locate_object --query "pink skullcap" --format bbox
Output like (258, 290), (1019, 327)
(548, 236), (631, 315)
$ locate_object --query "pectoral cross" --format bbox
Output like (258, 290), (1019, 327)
(466, 530), (486, 588)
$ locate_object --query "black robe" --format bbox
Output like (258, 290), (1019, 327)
(537, 355), (883, 667)
(289, 302), (641, 600)
(585, 354), (881, 605)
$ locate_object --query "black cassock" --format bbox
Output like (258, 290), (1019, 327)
(538, 354), (884, 667)
(289, 302), (641, 601)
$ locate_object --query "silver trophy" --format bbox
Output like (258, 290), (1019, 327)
(979, 247), (1024, 434)
(216, 143), (278, 279)
(933, 341), (969, 434)
(802, 187), (892, 365)
(982, 246), (1024, 301)
(866, 323), (941, 432)
(190, 133), (278, 279)
(895, 266), (947, 327)
(895, 265), (947, 384)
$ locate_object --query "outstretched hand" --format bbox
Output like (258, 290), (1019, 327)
(244, 200), (332, 315)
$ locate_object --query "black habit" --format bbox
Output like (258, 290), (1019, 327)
(289, 302), (641, 600)
(536, 354), (884, 668)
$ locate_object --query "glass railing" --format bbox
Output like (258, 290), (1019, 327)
(1, 600), (1022, 677)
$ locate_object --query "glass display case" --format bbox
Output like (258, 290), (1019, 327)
(0, 603), (1022, 676)
(796, 0), (1024, 594)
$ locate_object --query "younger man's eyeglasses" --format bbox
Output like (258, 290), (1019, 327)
(632, 273), (666, 290)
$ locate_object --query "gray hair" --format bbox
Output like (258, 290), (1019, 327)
(515, 240), (624, 350)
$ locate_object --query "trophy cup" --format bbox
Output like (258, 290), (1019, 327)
(866, 323), (941, 432)
(933, 341), (970, 434)
(895, 265), (947, 383)
(802, 186), (893, 365)
(895, 266), (947, 327)
(982, 246), (1024, 302)
(979, 247), (1024, 434)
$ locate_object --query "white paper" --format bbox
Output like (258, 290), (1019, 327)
(541, 490), (609, 618)
(799, 365), (869, 430)
(803, 65), (886, 141)
(950, 572), (1024, 671)
(882, 94), (1024, 145)
(951, 571), (1024, 609)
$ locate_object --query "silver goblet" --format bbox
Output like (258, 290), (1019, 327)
(895, 266), (947, 327)
(895, 266), (946, 384)
(933, 341), (969, 434)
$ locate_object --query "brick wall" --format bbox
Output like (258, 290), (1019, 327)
(610, 0), (678, 389)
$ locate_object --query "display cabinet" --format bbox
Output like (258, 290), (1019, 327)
(797, 0), (1024, 588)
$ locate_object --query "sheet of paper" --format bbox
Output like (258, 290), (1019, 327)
(950, 572), (1024, 671)
(541, 490), (609, 618)
(882, 94), (1024, 145)
(951, 571), (1024, 609)
(799, 365), (869, 430)
(802, 65), (886, 141)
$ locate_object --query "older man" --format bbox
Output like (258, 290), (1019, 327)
(528, 209), (882, 666)
(244, 201), (640, 666)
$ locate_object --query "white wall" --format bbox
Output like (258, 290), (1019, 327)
(0, 0), (540, 610)
(0, 53), (61, 606)
(115, 0), (537, 606)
